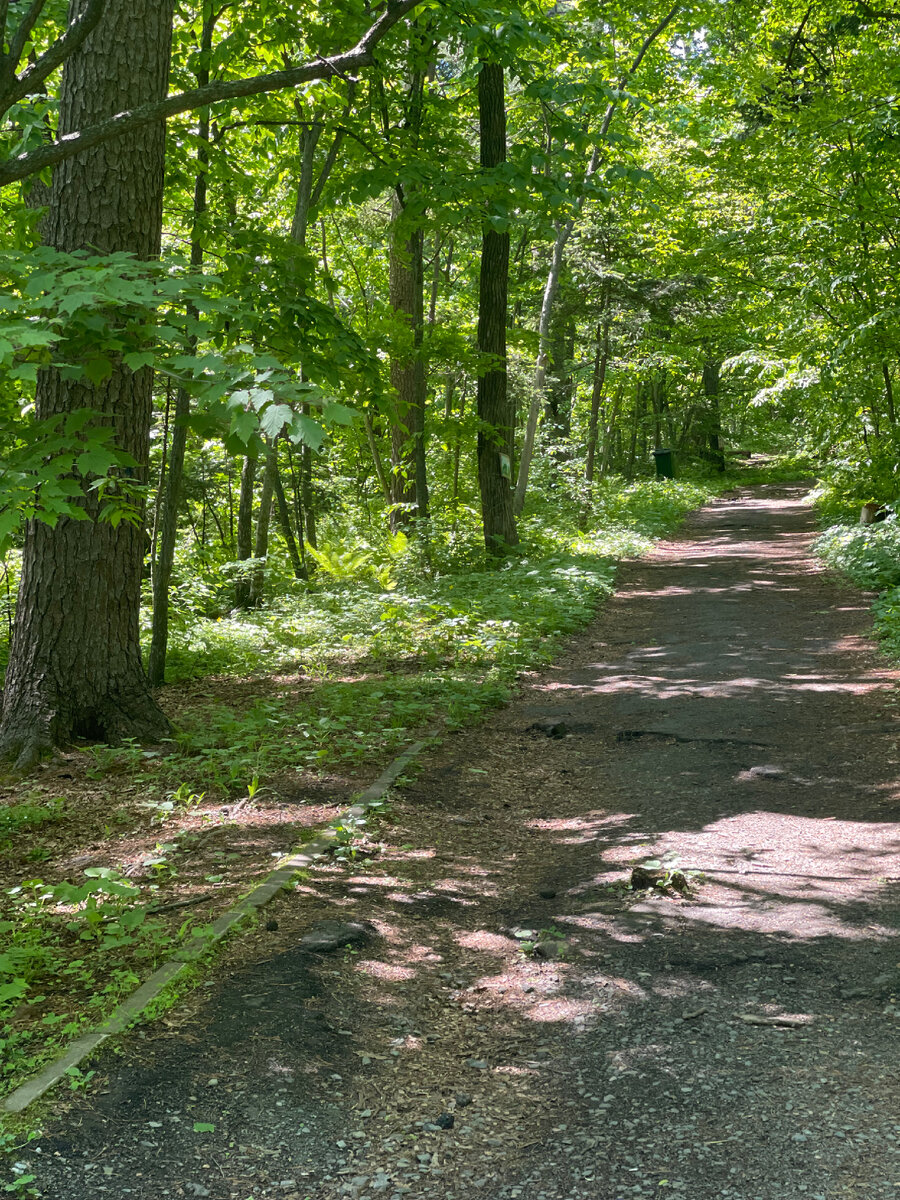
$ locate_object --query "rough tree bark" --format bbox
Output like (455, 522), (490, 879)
(476, 60), (518, 551)
(0, 0), (175, 768)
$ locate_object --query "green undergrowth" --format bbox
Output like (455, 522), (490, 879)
(812, 484), (900, 660)
(0, 868), (217, 1115)
(122, 477), (718, 791)
(86, 467), (806, 795)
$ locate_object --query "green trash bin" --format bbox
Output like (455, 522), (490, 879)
(652, 447), (675, 478)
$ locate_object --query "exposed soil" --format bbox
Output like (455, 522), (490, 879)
(14, 483), (900, 1200)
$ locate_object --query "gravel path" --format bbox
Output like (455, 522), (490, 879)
(15, 483), (900, 1200)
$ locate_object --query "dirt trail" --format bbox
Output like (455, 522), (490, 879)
(21, 484), (900, 1200)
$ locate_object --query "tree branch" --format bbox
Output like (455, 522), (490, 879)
(7, 0), (48, 68)
(782, 3), (814, 74)
(597, 1), (680, 144)
(0, 0), (108, 118)
(0, 0), (422, 186)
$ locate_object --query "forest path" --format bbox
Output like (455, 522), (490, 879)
(27, 483), (900, 1200)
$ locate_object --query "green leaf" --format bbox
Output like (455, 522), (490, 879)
(259, 403), (294, 439)
(0, 978), (28, 1004)
(83, 356), (114, 384)
(76, 447), (118, 476)
(321, 400), (355, 426)
(286, 414), (326, 451)
(123, 351), (156, 371)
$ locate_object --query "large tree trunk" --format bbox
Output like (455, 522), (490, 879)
(0, 0), (174, 768)
(476, 60), (518, 551)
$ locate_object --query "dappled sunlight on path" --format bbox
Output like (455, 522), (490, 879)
(28, 483), (900, 1200)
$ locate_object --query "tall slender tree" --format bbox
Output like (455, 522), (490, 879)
(475, 59), (518, 551)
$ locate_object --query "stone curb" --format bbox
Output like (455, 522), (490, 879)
(2, 737), (429, 1115)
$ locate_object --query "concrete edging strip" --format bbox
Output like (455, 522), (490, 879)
(2, 737), (429, 1115)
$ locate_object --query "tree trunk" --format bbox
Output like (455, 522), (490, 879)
(649, 376), (662, 450)
(270, 445), (306, 580)
(599, 380), (624, 478)
(514, 218), (571, 516)
(300, 435), (317, 550)
(388, 191), (429, 531)
(882, 362), (896, 427)
(452, 384), (467, 505)
(150, 379), (171, 567)
(626, 381), (643, 479)
(290, 122), (322, 250)
(147, 385), (189, 685)
(235, 455), (256, 608)
(364, 412), (392, 505)
(511, 4), (679, 515)
(585, 316), (610, 484)
(476, 60), (518, 551)
(0, 0), (175, 767)
(703, 360), (725, 470)
(249, 456), (275, 606)
(148, 0), (214, 686)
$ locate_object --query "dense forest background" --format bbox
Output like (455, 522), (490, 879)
(1, 0), (900, 752)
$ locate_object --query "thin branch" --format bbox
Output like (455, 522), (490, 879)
(783, 3), (814, 74)
(208, 112), (391, 170)
(597, 1), (680, 145)
(310, 80), (356, 209)
(7, 0), (48, 68)
(0, 0), (107, 116)
(309, 126), (346, 207)
(0, 0), (422, 186)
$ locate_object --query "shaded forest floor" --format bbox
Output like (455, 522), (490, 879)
(8, 480), (900, 1200)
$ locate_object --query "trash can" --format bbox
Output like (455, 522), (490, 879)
(652, 447), (675, 479)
